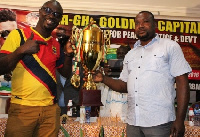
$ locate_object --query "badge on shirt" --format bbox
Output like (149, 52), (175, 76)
(52, 46), (57, 54)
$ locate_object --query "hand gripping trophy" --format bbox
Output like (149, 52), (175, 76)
(71, 18), (110, 106)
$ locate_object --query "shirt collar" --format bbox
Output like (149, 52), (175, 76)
(30, 27), (52, 41)
(134, 33), (159, 48)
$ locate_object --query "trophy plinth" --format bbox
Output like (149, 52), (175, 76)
(79, 89), (103, 106)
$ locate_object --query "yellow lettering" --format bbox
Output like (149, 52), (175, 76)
(173, 22), (180, 32)
(184, 22), (190, 33)
(115, 18), (121, 28)
(81, 16), (90, 26)
(158, 21), (165, 31)
(98, 17), (135, 29)
(180, 22), (184, 33)
(99, 17), (107, 27)
(60, 15), (68, 25)
(121, 18), (128, 29)
(166, 21), (173, 32)
(190, 22), (197, 34)
(129, 19), (135, 29)
(198, 22), (200, 34)
(108, 17), (115, 28)
(73, 15), (81, 26)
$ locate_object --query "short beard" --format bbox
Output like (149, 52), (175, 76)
(137, 33), (149, 41)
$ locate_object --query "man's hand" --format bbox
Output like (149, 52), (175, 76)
(170, 120), (185, 137)
(100, 62), (111, 76)
(92, 70), (104, 83)
(82, 70), (104, 83)
(22, 32), (47, 55)
(64, 37), (75, 56)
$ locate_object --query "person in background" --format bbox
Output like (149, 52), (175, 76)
(93, 11), (191, 137)
(56, 27), (69, 115)
(99, 45), (131, 122)
(0, 0), (73, 137)
(117, 45), (131, 72)
(56, 27), (82, 116)
(0, 9), (17, 87)
(116, 45), (131, 59)
(0, 9), (17, 49)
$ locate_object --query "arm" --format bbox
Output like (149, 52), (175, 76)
(0, 49), (24, 74)
(57, 55), (72, 79)
(93, 72), (127, 93)
(170, 73), (190, 137)
(0, 32), (47, 75)
(57, 39), (73, 79)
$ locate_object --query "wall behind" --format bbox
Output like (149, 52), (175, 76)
(0, 0), (200, 20)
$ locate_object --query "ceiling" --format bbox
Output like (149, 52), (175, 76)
(1, 0), (200, 20)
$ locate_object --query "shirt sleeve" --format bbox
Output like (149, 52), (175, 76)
(0, 29), (21, 54)
(168, 41), (192, 77)
(119, 55), (129, 82)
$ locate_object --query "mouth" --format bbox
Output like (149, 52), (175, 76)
(46, 19), (55, 25)
(138, 29), (146, 34)
(45, 18), (56, 27)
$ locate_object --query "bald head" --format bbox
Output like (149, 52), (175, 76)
(137, 11), (155, 22)
(43, 0), (63, 14)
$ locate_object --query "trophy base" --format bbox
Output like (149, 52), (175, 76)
(79, 89), (103, 106)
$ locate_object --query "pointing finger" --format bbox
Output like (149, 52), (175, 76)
(36, 40), (48, 45)
(28, 32), (34, 40)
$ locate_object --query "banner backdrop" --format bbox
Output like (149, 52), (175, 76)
(1, 8), (200, 93)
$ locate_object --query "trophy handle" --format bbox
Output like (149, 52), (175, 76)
(104, 30), (111, 54)
(72, 26), (79, 42)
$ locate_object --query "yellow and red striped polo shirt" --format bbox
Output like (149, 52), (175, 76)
(0, 27), (64, 106)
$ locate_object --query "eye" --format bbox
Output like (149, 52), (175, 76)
(54, 12), (62, 18)
(45, 7), (52, 14)
(144, 20), (149, 23)
(41, 7), (52, 14)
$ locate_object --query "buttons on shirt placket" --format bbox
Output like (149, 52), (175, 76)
(135, 60), (140, 107)
(134, 48), (144, 124)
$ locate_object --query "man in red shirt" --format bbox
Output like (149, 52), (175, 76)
(0, 1), (73, 136)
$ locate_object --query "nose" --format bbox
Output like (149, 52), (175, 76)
(48, 13), (55, 18)
(138, 22), (144, 27)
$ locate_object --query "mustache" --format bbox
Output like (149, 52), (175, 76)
(138, 28), (146, 31)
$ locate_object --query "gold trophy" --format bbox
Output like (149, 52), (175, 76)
(71, 18), (110, 106)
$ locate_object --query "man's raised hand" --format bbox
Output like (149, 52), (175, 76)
(22, 32), (47, 55)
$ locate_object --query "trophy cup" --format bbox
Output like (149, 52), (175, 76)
(71, 18), (110, 106)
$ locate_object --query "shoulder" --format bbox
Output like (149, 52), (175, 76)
(5, 29), (22, 42)
(51, 37), (61, 50)
(158, 38), (179, 46)
(52, 37), (59, 44)
(0, 29), (21, 53)
(123, 49), (134, 63)
(9, 29), (21, 37)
